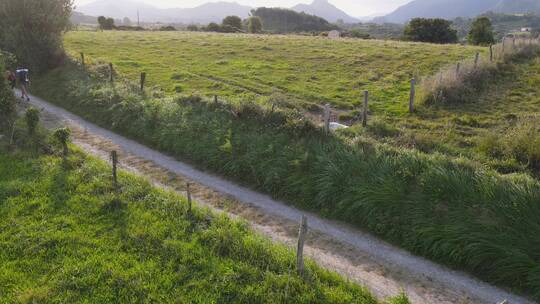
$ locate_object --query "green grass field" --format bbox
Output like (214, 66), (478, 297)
(64, 31), (485, 114)
(0, 147), (386, 303)
(29, 32), (540, 300)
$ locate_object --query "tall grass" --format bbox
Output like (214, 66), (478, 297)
(0, 125), (383, 303)
(32, 59), (540, 300)
(419, 38), (540, 105)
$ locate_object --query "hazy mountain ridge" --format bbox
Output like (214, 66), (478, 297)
(378, 0), (540, 24)
(77, 0), (252, 23)
(291, 0), (359, 23)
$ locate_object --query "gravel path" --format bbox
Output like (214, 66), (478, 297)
(24, 92), (534, 304)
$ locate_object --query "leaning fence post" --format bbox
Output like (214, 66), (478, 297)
(186, 183), (192, 216)
(490, 45), (493, 62)
(409, 78), (415, 113)
(512, 37), (516, 50)
(140, 72), (146, 91)
(111, 150), (118, 190)
(109, 63), (114, 82)
(80, 52), (85, 67)
(474, 52), (480, 69)
(502, 38), (506, 58)
(296, 215), (308, 277)
(455, 63), (461, 78)
(362, 90), (369, 127)
(323, 104), (330, 134)
(214, 95), (218, 104)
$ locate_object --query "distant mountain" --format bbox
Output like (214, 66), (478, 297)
(376, 0), (540, 24)
(292, 0), (358, 23)
(76, 0), (252, 24)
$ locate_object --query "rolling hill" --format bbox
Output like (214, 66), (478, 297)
(377, 0), (540, 24)
(291, 0), (358, 23)
(76, 0), (252, 23)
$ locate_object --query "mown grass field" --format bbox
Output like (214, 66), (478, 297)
(0, 147), (386, 303)
(64, 31), (485, 114)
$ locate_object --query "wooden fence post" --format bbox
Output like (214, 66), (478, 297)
(489, 45), (493, 62)
(362, 90), (368, 127)
(323, 104), (330, 134)
(512, 37), (516, 50)
(474, 52), (480, 69)
(186, 183), (192, 215)
(111, 150), (118, 190)
(502, 38), (506, 57)
(296, 215), (308, 277)
(455, 63), (461, 78)
(140, 72), (146, 91)
(214, 95), (218, 104)
(409, 78), (415, 113)
(109, 63), (114, 82)
(80, 52), (85, 67)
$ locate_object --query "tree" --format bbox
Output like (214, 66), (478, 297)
(251, 8), (336, 33)
(247, 16), (263, 33)
(0, 0), (73, 72)
(187, 24), (199, 32)
(468, 17), (495, 45)
(98, 16), (115, 30)
(0, 52), (15, 130)
(404, 18), (458, 44)
(222, 16), (242, 31)
(123, 17), (132, 26)
(206, 22), (221, 32)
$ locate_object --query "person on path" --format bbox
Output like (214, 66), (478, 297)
(16, 68), (30, 101)
(4, 69), (16, 89)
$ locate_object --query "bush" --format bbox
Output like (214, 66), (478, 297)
(404, 18), (458, 44)
(0, 52), (15, 129)
(222, 16), (242, 31)
(247, 16), (263, 33)
(468, 17), (495, 46)
(0, 0), (72, 72)
(159, 26), (176, 31)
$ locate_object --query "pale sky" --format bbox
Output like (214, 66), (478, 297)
(73, 0), (413, 17)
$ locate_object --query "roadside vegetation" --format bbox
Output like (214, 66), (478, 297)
(0, 53), (401, 304)
(32, 43), (540, 299)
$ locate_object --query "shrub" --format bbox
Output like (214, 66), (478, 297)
(247, 16), (263, 33)
(24, 107), (40, 136)
(404, 18), (458, 44)
(97, 16), (115, 30)
(222, 16), (242, 31)
(0, 0), (72, 72)
(0, 52), (15, 129)
(468, 17), (495, 46)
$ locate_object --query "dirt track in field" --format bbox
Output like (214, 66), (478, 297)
(23, 92), (533, 304)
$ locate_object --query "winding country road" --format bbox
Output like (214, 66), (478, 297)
(22, 91), (534, 304)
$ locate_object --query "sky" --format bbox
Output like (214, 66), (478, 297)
(73, 0), (413, 17)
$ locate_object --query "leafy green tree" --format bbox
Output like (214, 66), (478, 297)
(0, 53), (15, 129)
(404, 18), (458, 44)
(222, 16), (242, 31)
(98, 16), (115, 30)
(206, 22), (221, 32)
(247, 16), (263, 33)
(468, 17), (495, 45)
(251, 8), (336, 33)
(0, 0), (73, 72)
(187, 24), (199, 31)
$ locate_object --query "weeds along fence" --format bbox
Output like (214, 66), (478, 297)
(419, 37), (540, 105)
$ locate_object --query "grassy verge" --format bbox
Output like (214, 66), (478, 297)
(32, 59), (540, 300)
(0, 144), (388, 303)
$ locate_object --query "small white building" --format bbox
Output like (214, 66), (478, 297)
(521, 27), (532, 32)
(328, 30), (341, 39)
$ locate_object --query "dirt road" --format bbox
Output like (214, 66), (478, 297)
(23, 92), (534, 304)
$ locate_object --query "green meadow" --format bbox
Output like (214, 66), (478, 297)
(64, 31), (485, 114)
(0, 148), (385, 303)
